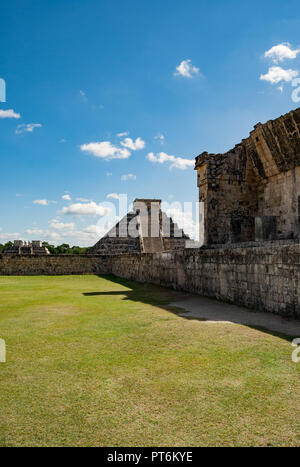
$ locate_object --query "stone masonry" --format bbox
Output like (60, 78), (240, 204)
(0, 254), (109, 275)
(195, 107), (300, 245)
(110, 244), (300, 318)
(4, 240), (50, 255)
(0, 243), (299, 318)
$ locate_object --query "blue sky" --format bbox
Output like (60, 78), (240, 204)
(1, 0), (300, 245)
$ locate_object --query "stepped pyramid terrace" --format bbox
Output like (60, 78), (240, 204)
(3, 240), (50, 255)
(90, 198), (192, 255)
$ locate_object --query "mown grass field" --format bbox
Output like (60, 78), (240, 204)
(0, 274), (299, 447)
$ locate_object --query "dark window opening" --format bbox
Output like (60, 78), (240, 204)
(230, 218), (242, 243)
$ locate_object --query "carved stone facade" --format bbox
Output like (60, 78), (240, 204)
(195, 107), (300, 245)
(90, 198), (191, 255)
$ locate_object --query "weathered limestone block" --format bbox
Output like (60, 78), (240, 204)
(110, 244), (300, 318)
(195, 107), (300, 245)
(0, 255), (111, 276)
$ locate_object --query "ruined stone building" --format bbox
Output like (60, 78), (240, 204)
(4, 240), (50, 255)
(195, 107), (300, 245)
(91, 199), (190, 255)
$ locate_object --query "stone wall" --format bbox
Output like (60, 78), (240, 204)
(0, 254), (110, 276)
(195, 107), (300, 245)
(0, 246), (299, 318)
(111, 244), (300, 318)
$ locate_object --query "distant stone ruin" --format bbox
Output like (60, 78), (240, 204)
(195, 107), (300, 245)
(90, 198), (192, 255)
(3, 240), (50, 255)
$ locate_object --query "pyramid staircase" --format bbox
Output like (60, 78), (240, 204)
(90, 199), (192, 255)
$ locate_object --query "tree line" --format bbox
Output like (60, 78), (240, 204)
(0, 242), (91, 255)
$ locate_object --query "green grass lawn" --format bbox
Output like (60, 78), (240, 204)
(0, 274), (299, 447)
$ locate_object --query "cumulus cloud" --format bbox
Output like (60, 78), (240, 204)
(25, 228), (44, 236)
(106, 193), (119, 200)
(0, 109), (20, 119)
(121, 174), (136, 181)
(15, 123), (42, 134)
(174, 59), (200, 78)
(62, 194), (71, 201)
(20, 223), (102, 247)
(83, 224), (100, 234)
(80, 141), (131, 160)
(61, 201), (111, 216)
(264, 43), (300, 63)
(260, 66), (299, 84)
(120, 137), (145, 151)
(164, 206), (198, 240)
(76, 197), (90, 202)
(33, 199), (56, 206)
(0, 232), (21, 240)
(147, 152), (194, 170)
(49, 219), (75, 230)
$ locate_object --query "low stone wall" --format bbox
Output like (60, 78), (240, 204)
(0, 254), (110, 276)
(0, 246), (299, 317)
(111, 245), (300, 318)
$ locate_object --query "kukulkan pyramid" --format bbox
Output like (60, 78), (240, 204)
(90, 199), (193, 255)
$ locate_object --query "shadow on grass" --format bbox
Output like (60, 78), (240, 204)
(82, 274), (299, 342)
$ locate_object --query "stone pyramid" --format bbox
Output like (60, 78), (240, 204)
(90, 199), (190, 255)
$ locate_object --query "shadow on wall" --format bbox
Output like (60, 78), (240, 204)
(82, 275), (299, 342)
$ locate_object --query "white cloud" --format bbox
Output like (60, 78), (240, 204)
(264, 43), (300, 63)
(61, 201), (111, 216)
(49, 219), (75, 230)
(16, 193), (24, 197)
(121, 174), (136, 181)
(164, 206), (197, 240)
(76, 197), (90, 202)
(33, 199), (56, 206)
(80, 141), (131, 160)
(106, 172), (112, 177)
(147, 152), (194, 170)
(62, 194), (71, 201)
(25, 228), (44, 236)
(15, 123), (42, 134)
(107, 193), (119, 200)
(0, 109), (20, 119)
(174, 59), (200, 78)
(0, 232), (21, 240)
(83, 224), (100, 234)
(117, 132), (129, 137)
(154, 133), (165, 144)
(120, 137), (145, 151)
(260, 66), (299, 84)
(79, 90), (87, 101)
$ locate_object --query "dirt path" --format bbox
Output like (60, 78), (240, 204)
(169, 296), (300, 338)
